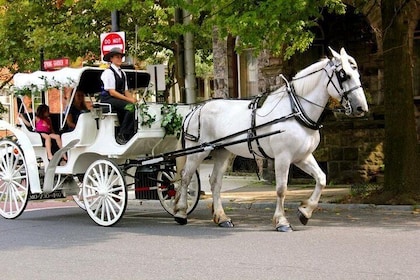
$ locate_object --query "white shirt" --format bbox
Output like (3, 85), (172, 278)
(101, 64), (128, 91)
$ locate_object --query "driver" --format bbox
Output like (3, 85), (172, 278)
(100, 47), (137, 145)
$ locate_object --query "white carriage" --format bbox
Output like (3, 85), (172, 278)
(0, 67), (200, 226)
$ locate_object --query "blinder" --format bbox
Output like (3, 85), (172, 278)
(336, 68), (349, 89)
(334, 68), (353, 115)
(326, 61), (360, 116)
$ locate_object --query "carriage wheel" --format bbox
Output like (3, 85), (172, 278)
(157, 167), (201, 216)
(82, 159), (127, 226)
(0, 140), (30, 219)
(72, 175), (86, 211)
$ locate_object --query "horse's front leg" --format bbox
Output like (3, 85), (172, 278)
(272, 160), (293, 232)
(210, 150), (234, 228)
(294, 154), (326, 225)
(173, 154), (205, 225)
(173, 167), (190, 225)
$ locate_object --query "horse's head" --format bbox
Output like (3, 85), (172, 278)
(327, 47), (369, 117)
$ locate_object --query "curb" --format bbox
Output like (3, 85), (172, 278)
(220, 199), (414, 211)
(128, 198), (415, 212)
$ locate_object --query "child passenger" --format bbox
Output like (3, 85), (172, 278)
(35, 104), (66, 161)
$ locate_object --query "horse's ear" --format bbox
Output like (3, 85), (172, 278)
(328, 47), (340, 59)
(340, 48), (348, 57)
(340, 48), (352, 73)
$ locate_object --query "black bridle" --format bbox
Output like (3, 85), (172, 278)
(291, 59), (363, 116)
(324, 60), (363, 115)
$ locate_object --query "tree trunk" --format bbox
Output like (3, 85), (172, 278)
(212, 26), (229, 98)
(381, 0), (420, 194)
(175, 8), (185, 102)
(183, 2), (197, 104)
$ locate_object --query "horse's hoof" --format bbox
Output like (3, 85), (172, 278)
(276, 224), (293, 232)
(218, 220), (234, 228)
(174, 217), (188, 225)
(297, 209), (309, 225)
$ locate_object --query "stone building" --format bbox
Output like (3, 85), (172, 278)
(212, 2), (420, 184)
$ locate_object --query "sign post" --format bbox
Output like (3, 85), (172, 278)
(100, 31), (126, 62)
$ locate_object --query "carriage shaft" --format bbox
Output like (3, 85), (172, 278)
(139, 129), (284, 166)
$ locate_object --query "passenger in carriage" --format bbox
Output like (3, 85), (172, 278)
(35, 104), (67, 161)
(17, 95), (34, 129)
(65, 89), (89, 131)
(100, 47), (137, 145)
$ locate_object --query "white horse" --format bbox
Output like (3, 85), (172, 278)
(174, 47), (368, 232)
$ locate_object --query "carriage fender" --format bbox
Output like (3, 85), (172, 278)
(43, 139), (79, 194)
(0, 120), (42, 194)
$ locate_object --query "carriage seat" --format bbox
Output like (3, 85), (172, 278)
(93, 102), (117, 115)
(17, 118), (43, 147)
(92, 102), (120, 130)
(62, 112), (98, 147)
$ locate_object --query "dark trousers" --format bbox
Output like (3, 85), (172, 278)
(101, 95), (135, 138)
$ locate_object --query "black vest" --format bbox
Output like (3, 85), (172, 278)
(101, 67), (126, 96)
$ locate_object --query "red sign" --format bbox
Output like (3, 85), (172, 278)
(100, 31), (125, 61)
(43, 58), (70, 70)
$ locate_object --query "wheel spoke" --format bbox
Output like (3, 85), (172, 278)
(105, 197), (118, 220)
(0, 189), (5, 201)
(108, 194), (122, 210)
(0, 162), (7, 174)
(10, 183), (26, 202)
(107, 176), (120, 191)
(9, 190), (20, 212)
(93, 197), (104, 217)
(11, 155), (18, 173)
(84, 184), (98, 197)
(104, 164), (112, 184)
(103, 198), (112, 222)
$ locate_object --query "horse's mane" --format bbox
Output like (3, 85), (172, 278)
(291, 58), (329, 97)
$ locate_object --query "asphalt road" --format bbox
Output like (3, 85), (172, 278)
(1, 199), (419, 280)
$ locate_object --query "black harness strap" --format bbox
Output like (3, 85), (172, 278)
(184, 104), (203, 142)
(248, 94), (274, 160)
(288, 84), (322, 130)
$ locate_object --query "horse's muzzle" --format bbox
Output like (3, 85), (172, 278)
(357, 106), (367, 113)
(352, 106), (368, 117)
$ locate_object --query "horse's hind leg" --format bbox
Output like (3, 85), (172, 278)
(210, 149), (234, 227)
(294, 154), (326, 225)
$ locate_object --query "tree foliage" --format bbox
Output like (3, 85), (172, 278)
(0, 0), (346, 72)
(0, 0), (110, 73)
(190, 0), (346, 57)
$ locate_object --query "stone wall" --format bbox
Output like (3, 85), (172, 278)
(255, 117), (385, 185)
(314, 118), (385, 184)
